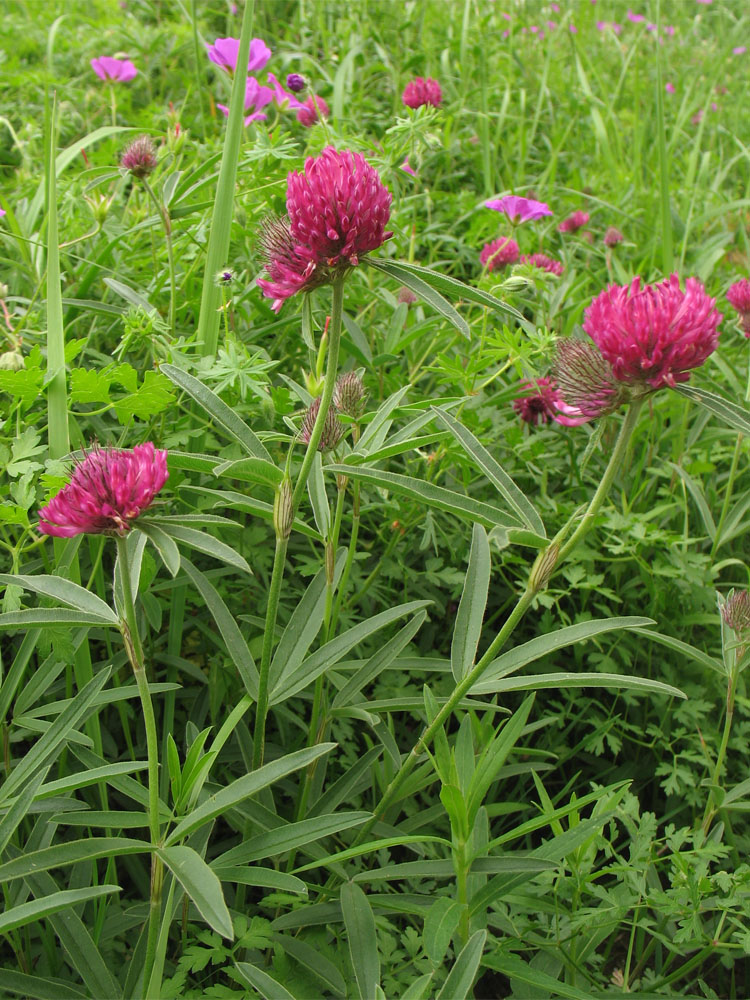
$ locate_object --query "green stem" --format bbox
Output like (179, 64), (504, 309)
(115, 535), (163, 994)
(702, 654), (739, 835)
(711, 354), (750, 557)
(557, 398), (644, 564)
(142, 179), (176, 337)
(335, 400), (645, 865)
(252, 277), (346, 769)
(252, 535), (289, 770)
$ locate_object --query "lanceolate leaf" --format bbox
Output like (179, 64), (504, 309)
(158, 845), (233, 940)
(341, 882), (380, 1000)
(367, 258), (470, 339)
(435, 930), (486, 1000)
(0, 574), (119, 623)
(451, 524), (491, 682)
(160, 363), (272, 461)
(432, 407), (546, 536)
(0, 886), (120, 935)
(674, 384), (750, 435)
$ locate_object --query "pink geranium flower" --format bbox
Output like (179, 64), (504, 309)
(480, 236), (519, 271)
(217, 76), (274, 125)
(38, 443), (168, 537)
(400, 158), (418, 178)
(206, 37), (271, 75)
(266, 72), (304, 110)
(626, 10), (645, 22)
(583, 274), (721, 389)
(91, 56), (137, 82)
(603, 227), (624, 247)
(258, 148), (392, 312)
(485, 195), (552, 224)
(402, 77), (443, 109)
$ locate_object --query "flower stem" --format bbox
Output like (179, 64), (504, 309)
(711, 354), (750, 557)
(252, 277), (346, 769)
(334, 399), (645, 865)
(115, 535), (163, 994)
(702, 652), (740, 835)
(142, 179), (176, 337)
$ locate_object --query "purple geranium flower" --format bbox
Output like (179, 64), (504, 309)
(206, 37), (271, 75)
(91, 56), (137, 82)
(485, 195), (553, 224)
(267, 72), (304, 110)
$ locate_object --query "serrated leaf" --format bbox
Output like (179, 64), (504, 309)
(113, 370), (174, 422)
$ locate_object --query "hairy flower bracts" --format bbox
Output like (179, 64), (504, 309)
(121, 135), (158, 178)
(727, 279), (750, 336)
(258, 147), (393, 311)
(721, 590), (750, 637)
(334, 372), (367, 418)
(38, 443), (168, 538)
(554, 339), (625, 420)
(520, 253), (564, 275)
(300, 397), (346, 451)
(583, 274), (721, 389)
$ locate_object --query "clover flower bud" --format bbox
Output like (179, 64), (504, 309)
(333, 372), (367, 418)
(554, 339), (625, 420)
(273, 476), (294, 540)
(721, 590), (750, 636)
(121, 135), (158, 179)
(299, 397), (345, 452)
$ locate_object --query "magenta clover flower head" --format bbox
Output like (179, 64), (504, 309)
(217, 76), (274, 125)
(91, 56), (137, 82)
(558, 210), (590, 234)
(603, 226), (624, 247)
(553, 339), (625, 421)
(258, 147), (393, 312)
(333, 372), (367, 418)
(480, 236), (520, 271)
(733, 46), (747, 56)
(583, 274), (722, 390)
(512, 377), (587, 427)
(300, 397), (345, 451)
(665, 81), (676, 94)
(38, 443), (168, 538)
(485, 195), (553, 224)
(520, 253), (564, 276)
(286, 72), (306, 93)
(626, 10), (645, 22)
(121, 135), (158, 179)
(721, 590), (750, 635)
(727, 279), (750, 336)
(297, 95), (330, 127)
(206, 37), (271, 74)
(402, 77), (443, 109)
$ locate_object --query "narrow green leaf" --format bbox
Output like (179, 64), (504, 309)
(136, 521), (181, 577)
(158, 845), (233, 940)
(160, 523), (251, 574)
(160, 364), (272, 461)
(0, 609), (116, 630)
(667, 461), (716, 540)
(181, 558), (259, 700)
(1, 668), (111, 800)
(0, 836), (147, 881)
(402, 974), (434, 1000)
(476, 671), (685, 699)
(325, 465), (523, 532)
(214, 867), (307, 895)
(213, 456), (284, 489)
(632, 626), (725, 676)
(0, 971), (88, 1000)
(355, 385), (411, 455)
(435, 929), (486, 1000)
(373, 258), (534, 333)
(368, 258), (470, 338)
(308, 453), (331, 539)
(180, 486), (321, 541)
(473, 616), (655, 691)
(432, 407), (546, 536)
(272, 601), (431, 705)
(674, 384), (750, 435)
(213, 811), (369, 868)
(452, 524), (491, 682)
(0, 770), (47, 854)
(486, 954), (594, 1000)
(271, 933), (346, 996)
(166, 743), (336, 844)
(235, 963), (297, 1000)
(424, 897), (463, 965)
(341, 882), (380, 1000)
(0, 574), (118, 623)
(0, 886), (120, 935)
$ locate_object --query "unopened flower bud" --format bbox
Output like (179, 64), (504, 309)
(721, 590), (750, 635)
(333, 372), (367, 418)
(286, 73), (306, 93)
(84, 192), (114, 225)
(529, 543), (559, 595)
(215, 268), (234, 286)
(121, 135), (158, 179)
(273, 476), (294, 539)
(553, 339), (625, 420)
(502, 275), (531, 293)
(603, 227), (624, 247)
(397, 286), (418, 305)
(299, 397), (345, 452)
(303, 370), (325, 396)
(0, 350), (24, 371)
